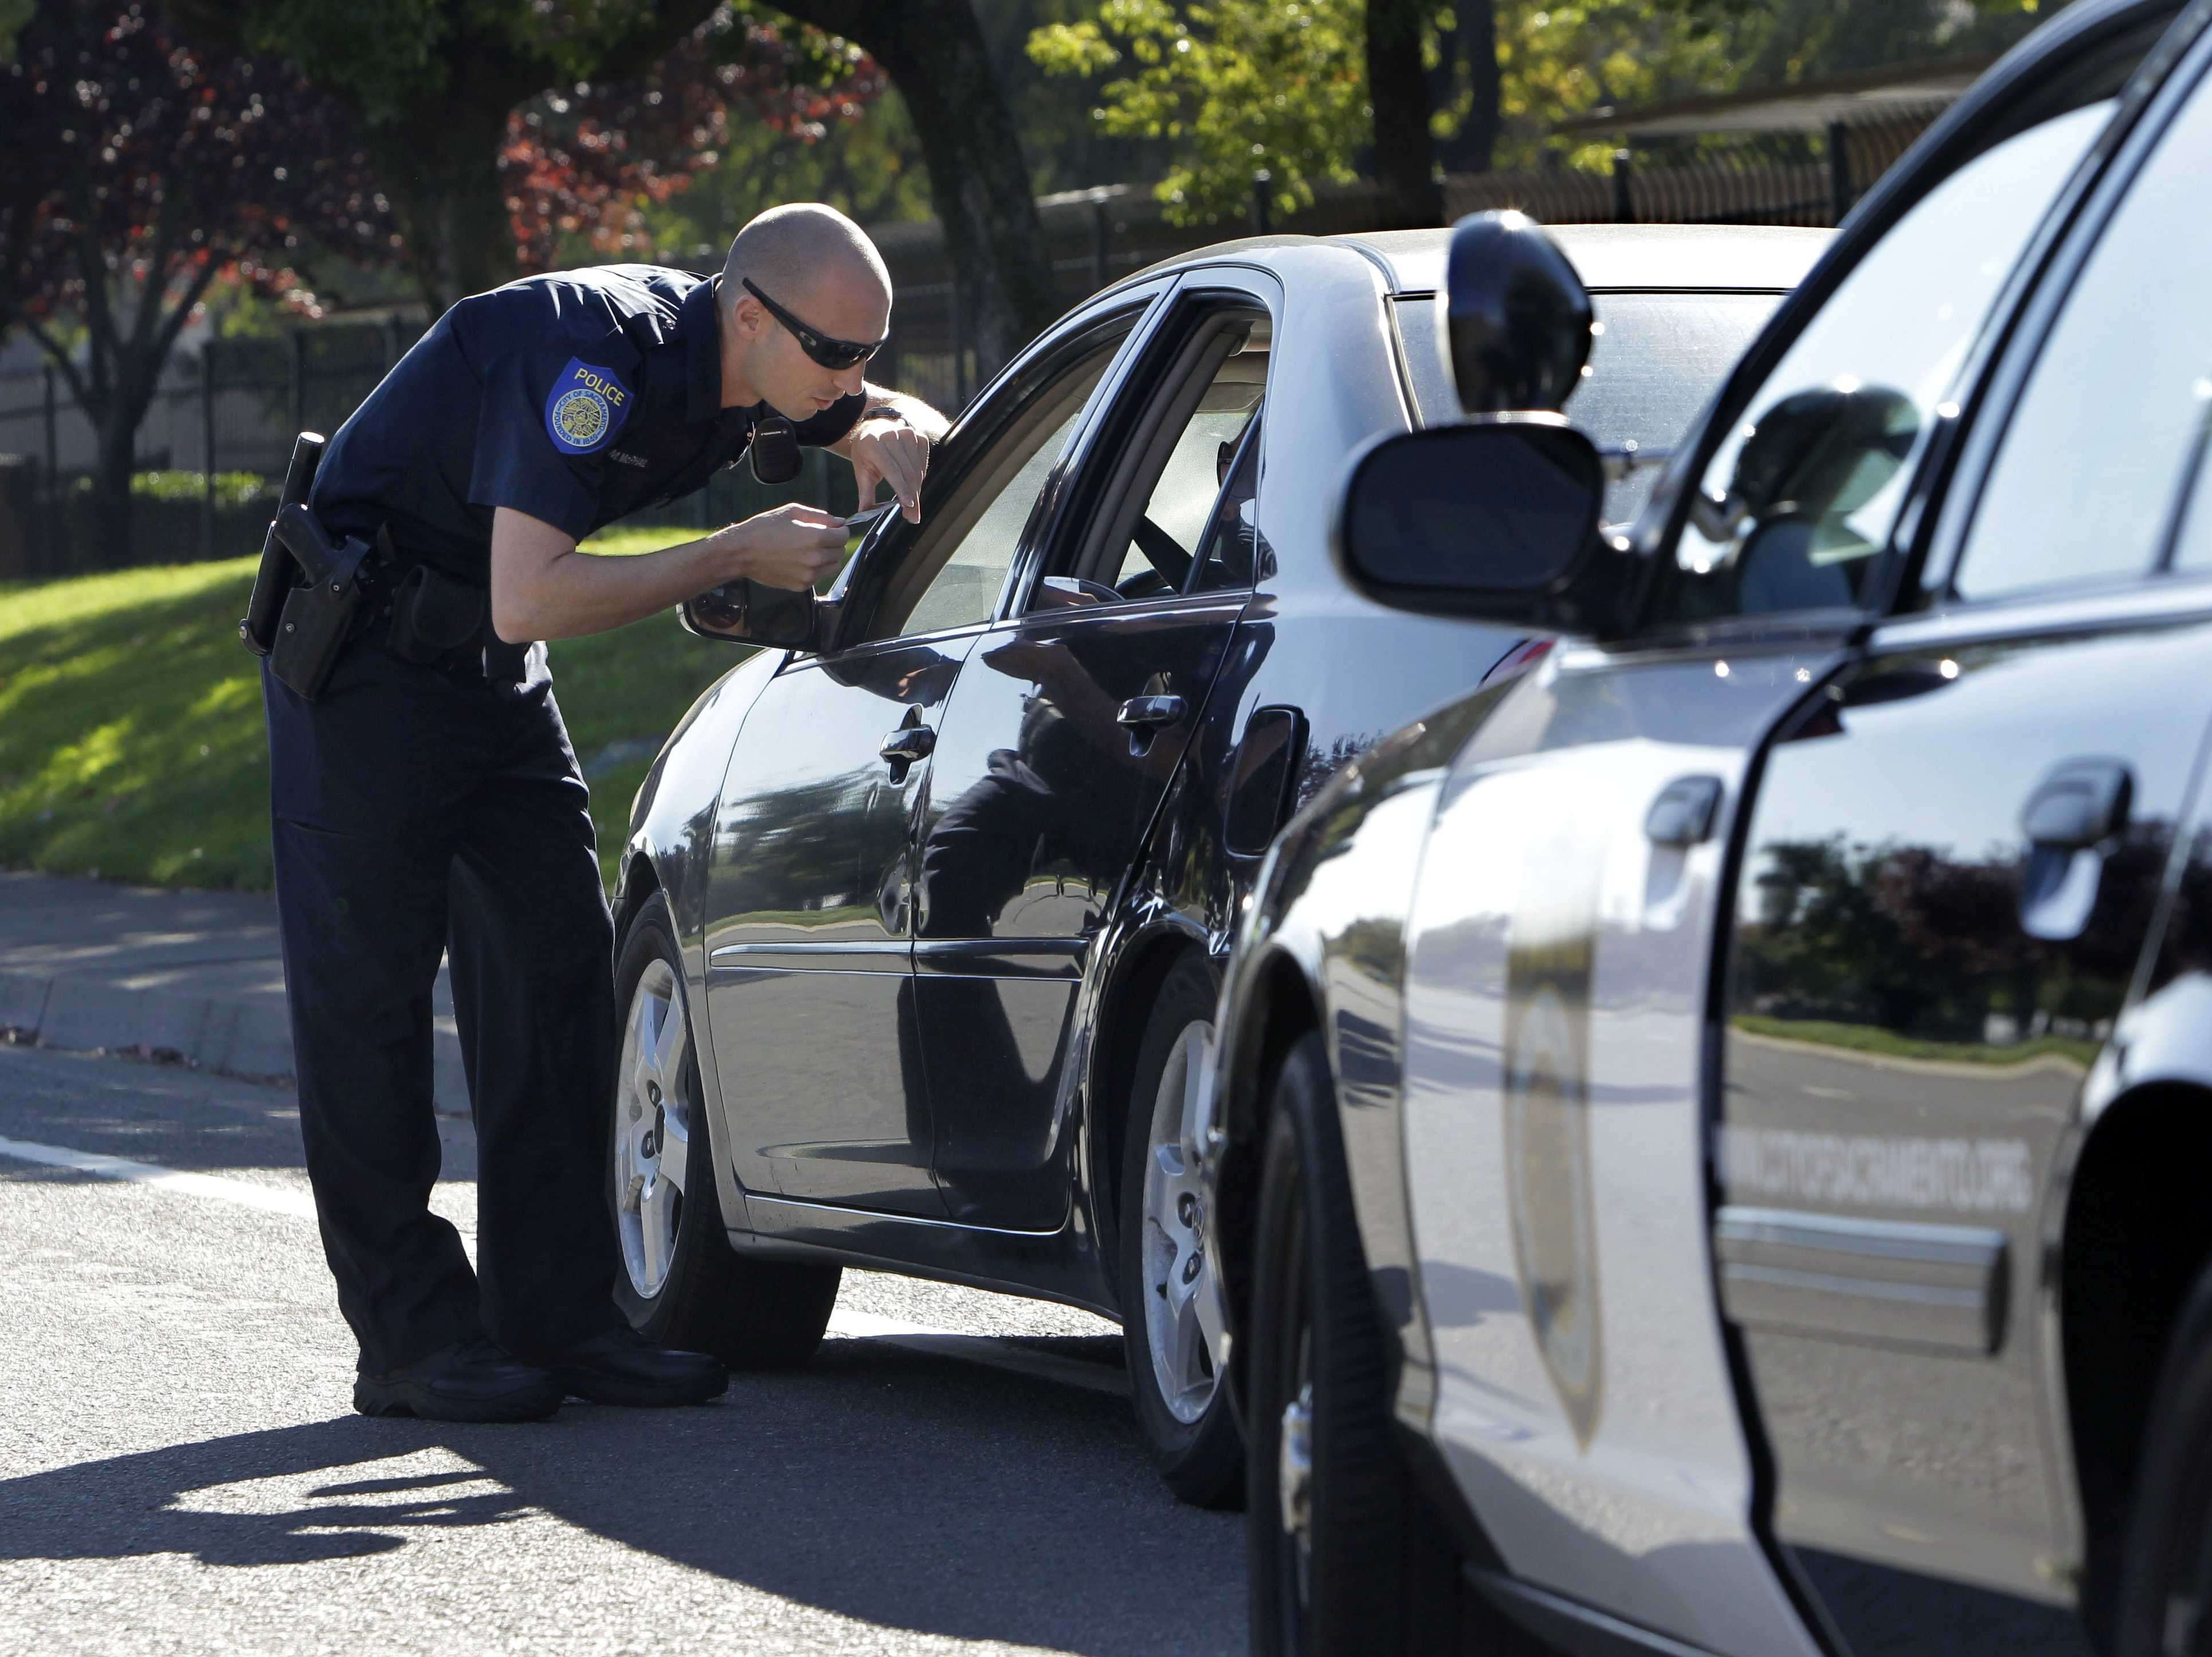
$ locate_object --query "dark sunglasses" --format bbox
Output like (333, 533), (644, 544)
(742, 277), (884, 371)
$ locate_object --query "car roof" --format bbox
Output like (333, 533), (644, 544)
(1122, 222), (1832, 298)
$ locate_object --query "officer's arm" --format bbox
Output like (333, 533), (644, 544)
(488, 505), (848, 643)
(828, 385), (948, 524)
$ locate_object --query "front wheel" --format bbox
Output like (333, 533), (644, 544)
(2115, 1255), (2212, 1656)
(1120, 952), (1244, 1507)
(1246, 1032), (1529, 1656)
(611, 895), (840, 1368)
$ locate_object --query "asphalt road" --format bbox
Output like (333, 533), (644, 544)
(0, 1044), (1245, 1656)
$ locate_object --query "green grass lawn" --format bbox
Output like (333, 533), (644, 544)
(0, 526), (751, 893)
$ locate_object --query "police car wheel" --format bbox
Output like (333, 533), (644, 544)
(1245, 1033), (1499, 1656)
(611, 896), (840, 1369)
(1119, 953), (1244, 1508)
(2115, 1254), (2212, 1657)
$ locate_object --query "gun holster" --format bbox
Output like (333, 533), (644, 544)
(265, 504), (372, 702)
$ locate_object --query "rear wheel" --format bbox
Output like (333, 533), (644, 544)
(611, 896), (840, 1368)
(1246, 1033), (1528, 1656)
(1119, 952), (1244, 1507)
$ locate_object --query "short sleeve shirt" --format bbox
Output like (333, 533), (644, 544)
(311, 265), (865, 582)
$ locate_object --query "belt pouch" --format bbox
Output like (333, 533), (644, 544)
(268, 542), (368, 702)
(386, 564), (487, 665)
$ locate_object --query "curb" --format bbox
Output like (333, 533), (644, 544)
(0, 965), (472, 1116)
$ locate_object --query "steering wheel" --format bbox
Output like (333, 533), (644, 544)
(1072, 577), (1125, 604)
(1116, 570), (1176, 602)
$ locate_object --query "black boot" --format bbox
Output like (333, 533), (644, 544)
(543, 1326), (728, 1407)
(353, 1337), (565, 1423)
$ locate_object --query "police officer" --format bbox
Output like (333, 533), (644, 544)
(265, 202), (945, 1422)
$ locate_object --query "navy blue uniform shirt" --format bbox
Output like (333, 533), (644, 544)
(311, 265), (866, 582)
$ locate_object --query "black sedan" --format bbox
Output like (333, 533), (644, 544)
(1204, 0), (2212, 1649)
(607, 218), (1822, 1502)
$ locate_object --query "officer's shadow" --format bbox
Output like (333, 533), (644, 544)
(0, 1338), (1242, 1654)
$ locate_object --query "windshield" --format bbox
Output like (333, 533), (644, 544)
(1395, 289), (1782, 524)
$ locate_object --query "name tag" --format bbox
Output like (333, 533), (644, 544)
(544, 358), (634, 455)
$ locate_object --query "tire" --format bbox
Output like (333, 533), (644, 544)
(610, 896), (840, 1368)
(2113, 1254), (2212, 1657)
(1119, 952), (1245, 1507)
(1246, 1033), (1525, 1657)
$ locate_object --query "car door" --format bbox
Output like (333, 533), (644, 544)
(702, 293), (1159, 1219)
(1717, 55), (2212, 1652)
(912, 275), (1274, 1230)
(1395, 84), (2128, 1657)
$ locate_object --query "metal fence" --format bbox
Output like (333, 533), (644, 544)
(0, 104), (1944, 579)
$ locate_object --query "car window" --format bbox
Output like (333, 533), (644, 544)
(1395, 289), (1779, 524)
(1660, 100), (2113, 622)
(1949, 76), (2212, 602)
(874, 338), (1122, 641)
(1105, 341), (1267, 599)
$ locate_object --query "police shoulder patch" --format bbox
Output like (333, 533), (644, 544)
(544, 357), (634, 456)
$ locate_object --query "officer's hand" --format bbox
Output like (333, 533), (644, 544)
(849, 417), (931, 524)
(723, 504), (849, 592)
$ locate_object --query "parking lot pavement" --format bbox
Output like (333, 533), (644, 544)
(0, 1045), (1245, 1656)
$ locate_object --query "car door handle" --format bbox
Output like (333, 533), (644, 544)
(2021, 757), (2131, 850)
(1646, 775), (1724, 847)
(878, 725), (936, 766)
(1116, 694), (1187, 731)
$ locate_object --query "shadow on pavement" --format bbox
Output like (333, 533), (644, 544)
(0, 1336), (1244, 1655)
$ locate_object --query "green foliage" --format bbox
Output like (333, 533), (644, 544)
(1490, 0), (1743, 171)
(113, 472), (280, 512)
(1029, 0), (1368, 225)
(0, 0), (32, 61)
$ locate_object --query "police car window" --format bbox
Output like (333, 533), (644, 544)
(1951, 78), (2212, 602)
(1662, 100), (2113, 622)
(1395, 289), (1778, 524)
(881, 344), (1119, 641)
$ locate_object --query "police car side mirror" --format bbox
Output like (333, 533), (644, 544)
(1333, 419), (1611, 632)
(678, 578), (829, 651)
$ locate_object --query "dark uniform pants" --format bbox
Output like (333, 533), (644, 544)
(263, 638), (624, 1374)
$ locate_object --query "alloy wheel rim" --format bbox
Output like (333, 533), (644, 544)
(614, 958), (691, 1300)
(1140, 1019), (1227, 1425)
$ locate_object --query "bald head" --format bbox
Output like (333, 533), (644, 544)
(721, 202), (890, 320)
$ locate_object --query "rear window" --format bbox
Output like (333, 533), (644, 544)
(1395, 289), (1780, 523)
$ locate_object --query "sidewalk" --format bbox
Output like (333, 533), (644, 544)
(0, 870), (468, 1114)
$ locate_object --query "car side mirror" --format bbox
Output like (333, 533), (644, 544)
(1441, 210), (1595, 414)
(1333, 419), (1609, 629)
(678, 578), (833, 650)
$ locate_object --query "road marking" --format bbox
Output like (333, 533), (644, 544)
(0, 1133), (319, 1219)
(0, 1133), (1130, 1399)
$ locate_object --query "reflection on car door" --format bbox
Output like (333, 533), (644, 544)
(913, 281), (1271, 1230)
(701, 639), (963, 1218)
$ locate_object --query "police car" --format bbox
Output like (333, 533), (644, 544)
(1201, 0), (2212, 1651)
(605, 215), (1823, 1501)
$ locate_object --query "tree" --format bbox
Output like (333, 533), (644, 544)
(770, 0), (1064, 378)
(1028, 1), (1370, 226)
(1, 1), (398, 563)
(1367, 0), (1442, 226)
(185, 0), (727, 311)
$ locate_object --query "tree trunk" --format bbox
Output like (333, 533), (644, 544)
(371, 97), (522, 317)
(778, 0), (1060, 383)
(1453, 0), (1503, 176)
(1366, 0), (1444, 228)
(89, 410), (138, 570)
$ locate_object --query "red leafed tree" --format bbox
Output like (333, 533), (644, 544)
(502, 14), (888, 274)
(1, 1), (399, 563)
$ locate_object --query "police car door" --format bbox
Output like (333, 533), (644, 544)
(702, 293), (1163, 1226)
(1394, 84), (2125, 1657)
(1717, 50), (2212, 1653)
